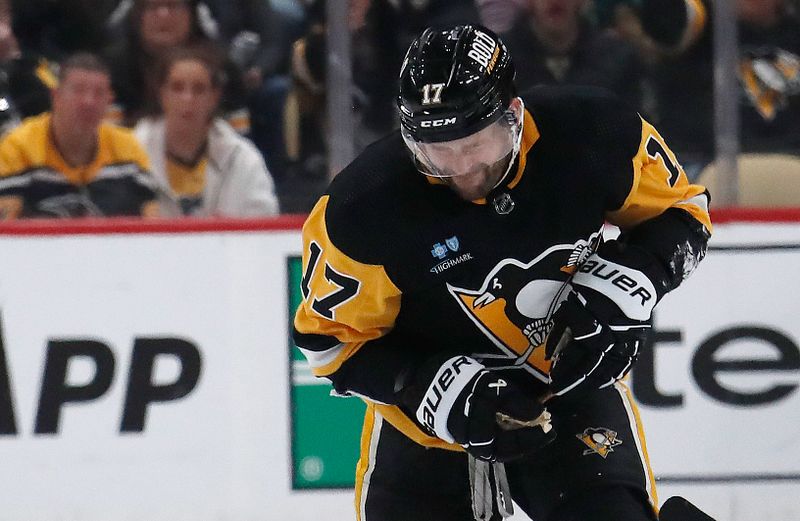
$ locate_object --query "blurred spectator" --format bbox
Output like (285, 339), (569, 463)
(0, 0), (18, 62)
(0, 53), (58, 121)
(592, 0), (664, 68)
(354, 0), (482, 140)
(204, 0), (296, 87)
(594, 0), (642, 30)
(476, 0), (527, 33)
(203, 0), (303, 182)
(135, 45), (279, 217)
(281, 0), (482, 212)
(500, 0), (644, 108)
(0, 0), (73, 121)
(0, 71), (20, 137)
(637, 0), (800, 176)
(8, 0), (120, 60)
(0, 52), (54, 123)
(289, 0), (482, 171)
(0, 53), (158, 219)
(105, 0), (248, 129)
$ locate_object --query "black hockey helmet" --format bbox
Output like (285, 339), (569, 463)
(397, 24), (516, 144)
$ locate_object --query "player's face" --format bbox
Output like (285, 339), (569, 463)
(52, 69), (113, 132)
(139, 0), (192, 51)
(425, 123), (514, 200)
(160, 59), (220, 129)
(406, 98), (523, 201)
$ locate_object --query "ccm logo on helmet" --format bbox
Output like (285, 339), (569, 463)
(421, 117), (457, 128)
(468, 30), (499, 72)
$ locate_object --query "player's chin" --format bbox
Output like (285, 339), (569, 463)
(455, 186), (492, 201)
(447, 178), (494, 201)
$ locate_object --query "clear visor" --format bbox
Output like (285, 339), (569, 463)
(402, 105), (523, 179)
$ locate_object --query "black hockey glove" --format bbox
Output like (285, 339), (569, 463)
(545, 241), (659, 397)
(399, 355), (555, 462)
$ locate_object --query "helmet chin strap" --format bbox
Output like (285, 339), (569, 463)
(491, 97), (525, 191)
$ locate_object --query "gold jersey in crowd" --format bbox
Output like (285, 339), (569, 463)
(0, 113), (158, 218)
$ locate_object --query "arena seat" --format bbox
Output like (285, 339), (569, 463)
(697, 153), (800, 207)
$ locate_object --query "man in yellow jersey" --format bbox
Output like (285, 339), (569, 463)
(295, 24), (713, 521)
(0, 52), (158, 218)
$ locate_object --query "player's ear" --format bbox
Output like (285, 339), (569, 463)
(508, 97), (523, 120)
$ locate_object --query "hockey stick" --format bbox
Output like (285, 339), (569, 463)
(659, 496), (717, 521)
(467, 410), (553, 520)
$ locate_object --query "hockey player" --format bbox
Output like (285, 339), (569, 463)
(294, 24), (712, 521)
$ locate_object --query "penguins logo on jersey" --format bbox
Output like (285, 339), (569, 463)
(446, 232), (601, 382)
(577, 427), (623, 458)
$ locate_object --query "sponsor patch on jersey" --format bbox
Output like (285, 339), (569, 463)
(430, 252), (474, 274)
(576, 427), (622, 458)
(432, 236), (460, 259)
(445, 236), (460, 252)
(431, 235), (473, 273)
(431, 242), (448, 260)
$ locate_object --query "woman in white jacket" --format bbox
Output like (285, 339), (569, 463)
(135, 45), (279, 217)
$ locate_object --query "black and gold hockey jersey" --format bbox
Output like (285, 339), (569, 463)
(0, 113), (158, 218)
(293, 87), (711, 451)
(166, 154), (208, 216)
